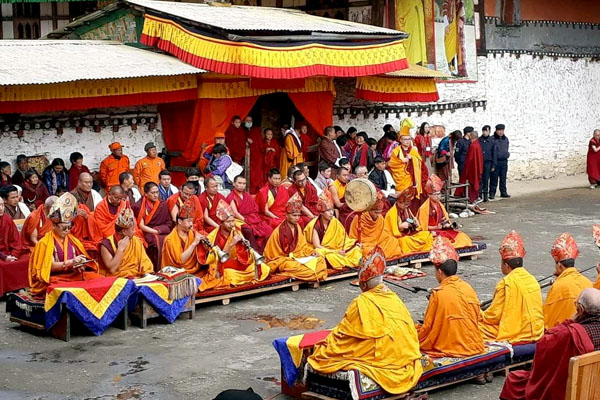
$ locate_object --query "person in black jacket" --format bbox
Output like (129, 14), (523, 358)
(478, 125), (497, 202)
(455, 126), (473, 179)
(489, 124), (510, 199)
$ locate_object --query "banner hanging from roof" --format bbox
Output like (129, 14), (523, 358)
(198, 75), (335, 99)
(140, 13), (409, 79)
(355, 75), (439, 103)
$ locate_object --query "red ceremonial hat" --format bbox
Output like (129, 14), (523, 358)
(215, 199), (234, 221)
(550, 232), (579, 262)
(425, 175), (444, 194)
(499, 230), (526, 260)
(317, 189), (334, 213)
(286, 192), (303, 214)
(396, 186), (416, 207)
(370, 190), (386, 212)
(430, 236), (459, 266)
(178, 197), (196, 219)
(358, 246), (386, 284)
(593, 224), (600, 247)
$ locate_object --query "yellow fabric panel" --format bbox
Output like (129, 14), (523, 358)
(395, 0), (427, 65)
(286, 334), (305, 368)
(136, 281), (174, 305)
(479, 267), (545, 343)
(198, 77), (335, 99)
(543, 268), (592, 330)
(304, 217), (362, 269)
(0, 75), (197, 102)
(356, 76), (437, 95)
(143, 15), (408, 69)
(389, 146), (422, 196)
(444, 19), (458, 64)
(308, 284), (423, 394)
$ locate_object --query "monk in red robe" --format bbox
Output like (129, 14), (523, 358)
(256, 168), (289, 229)
(587, 129), (600, 188)
(70, 203), (102, 256)
(298, 123), (316, 160)
(199, 177), (227, 232)
(0, 196), (30, 296)
(21, 196), (57, 250)
(288, 169), (319, 228)
(500, 288), (600, 400)
(455, 131), (484, 203)
(227, 175), (273, 252)
(167, 182), (206, 234)
(261, 128), (280, 179)
(132, 182), (173, 269)
(95, 186), (144, 242)
(225, 115), (247, 165)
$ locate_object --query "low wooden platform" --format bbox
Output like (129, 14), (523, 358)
(130, 296), (195, 329)
(409, 250), (482, 269)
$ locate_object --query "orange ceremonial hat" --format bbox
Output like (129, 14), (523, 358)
(116, 207), (135, 229)
(216, 199), (234, 221)
(214, 131), (226, 139)
(178, 197), (197, 219)
(593, 224), (600, 247)
(425, 175), (444, 194)
(286, 192), (303, 214)
(370, 190), (386, 212)
(358, 246), (386, 284)
(550, 232), (579, 262)
(317, 189), (334, 213)
(109, 142), (123, 150)
(430, 236), (459, 266)
(396, 186), (416, 207)
(499, 230), (526, 260)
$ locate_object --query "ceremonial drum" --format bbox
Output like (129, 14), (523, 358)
(344, 178), (377, 212)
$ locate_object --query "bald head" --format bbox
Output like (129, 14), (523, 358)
(44, 195), (58, 211)
(108, 185), (125, 207)
(578, 288), (600, 316)
(77, 172), (94, 192)
(110, 186), (124, 196)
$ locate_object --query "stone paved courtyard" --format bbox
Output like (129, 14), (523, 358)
(1, 187), (598, 400)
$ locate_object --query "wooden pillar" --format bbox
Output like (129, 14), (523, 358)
(371, 0), (386, 27)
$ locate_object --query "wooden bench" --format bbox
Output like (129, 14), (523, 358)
(565, 349), (600, 400)
(129, 295), (195, 329)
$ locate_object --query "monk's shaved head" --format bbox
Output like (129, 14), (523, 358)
(578, 288), (600, 315)
(79, 172), (92, 182)
(110, 186), (124, 195)
(45, 195), (58, 208)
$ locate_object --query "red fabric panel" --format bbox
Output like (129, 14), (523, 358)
(49, 276), (118, 303)
(355, 88), (440, 103)
(288, 91), (334, 137)
(0, 89), (197, 114)
(158, 101), (197, 152)
(183, 97), (257, 162)
(0, 256), (29, 297)
(299, 330), (332, 348)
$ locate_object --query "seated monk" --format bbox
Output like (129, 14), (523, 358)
(132, 182), (173, 270)
(70, 201), (102, 257)
(417, 236), (485, 358)
(28, 193), (102, 297)
(350, 191), (404, 260)
(480, 230), (544, 343)
(226, 175), (273, 252)
(0, 196), (30, 294)
(69, 172), (102, 212)
(500, 288), (600, 400)
(543, 233), (592, 330)
(593, 224), (600, 290)
(308, 247), (423, 395)
(256, 168), (289, 229)
(100, 207), (153, 278)
(197, 200), (270, 289)
(417, 175), (473, 248)
(288, 169), (319, 228)
(167, 181), (205, 233)
(328, 166), (353, 230)
(199, 177), (228, 233)
(264, 193), (327, 281)
(21, 196), (57, 250)
(304, 190), (362, 270)
(384, 187), (433, 255)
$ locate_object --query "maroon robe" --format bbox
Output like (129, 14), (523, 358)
(246, 126), (264, 194)
(225, 125), (247, 164)
(256, 183), (289, 229)
(226, 190), (273, 249)
(500, 319), (597, 400)
(587, 137), (600, 184)
(22, 181), (49, 210)
(288, 183), (319, 228)
(199, 192), (227, 232)
(132, 198), (172, 270)
(0, 213), (29, 296)
(455, 140), (484, 203)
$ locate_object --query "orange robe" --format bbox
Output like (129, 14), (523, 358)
(21, 205), (52, 250)
(417, 198), (473, 248)
(29, 231), (102, 296)
(256, 183), (289, 229)
(417, 276), (485, 358)
(280, 132), (304, 179)
(133, 156), (165, 192)
(264, 222), (327, 281)
(94, 198), (144, 242)
(543, 268), (592, 330)
(383, 205), (433, 255)
(595, 272), (600, 290)
(99, 234), (153, 278)
(161, 228), (201, 276)
(166, 193), (206, 233)
(99, 154), (130, 189)
(349, 213), (404, 260)
(70, 204), (102, 252)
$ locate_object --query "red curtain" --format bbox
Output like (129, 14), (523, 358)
(159, 100), (197, 152)
(288, 92), (334, 137)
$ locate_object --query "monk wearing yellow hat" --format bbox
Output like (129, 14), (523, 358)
(304, 190), (362, 270)
(543, 233), (592, 330)
(418, 236), (484, 358)
(308, 247), (423, 395)
(417, 174), (472, 249)
(264, 193), (327, 281)
(479, 230), (544, 343)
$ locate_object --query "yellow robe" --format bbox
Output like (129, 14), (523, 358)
(389, 146), (422, 197)
(304, 217), (362, 270)
(264, 223), (327, 282)
(308, 284), (423, 394)
(416, 198), (473, 249)
(350, 213), (404, 260)
(102, 235), (154, 278)
(480, 267), (544, 343)
(395, 0), (427, 65)
(280, 133), (304, 178)
(417, 276), (485, 358)
(543, 268), (592, 330)
(384, 205), (433, 255)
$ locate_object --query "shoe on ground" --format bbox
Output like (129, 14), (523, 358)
(483, 194), (489, 202)
(473, 375), (487, 385)
(500, 193), (511, 198)
(485, 372), (494, 383)
(591, 185), (597, 190)
(489, 195), (495, 200)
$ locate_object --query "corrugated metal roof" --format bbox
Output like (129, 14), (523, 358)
(384, 64), (451, 78)
(125, 0), (404, 35)
(0, 40), (204, 86)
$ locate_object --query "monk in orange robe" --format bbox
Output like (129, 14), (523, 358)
(21, 196), (57, 250)
(99, 207), (153, 278)
(417, 174), (473, 249)
(256, 168), (289, 229)
(0, 196), (30, 296)
(199, 177), (228, 232)
(417, 236), (485, 358)
(264, 193), (327, 281)
(28, 193), (102, 297)
(279, 128), (303, 182)
(167, 182), (206, 233)
(70, 203), (102, 254)
(198, 132), (229, 175)
(288, 169), (319, 227)
(350, 191), (404, 260)
(132, 142), (165, 192)
(328, 167), (354, 230)
(95, 186), (145, 242)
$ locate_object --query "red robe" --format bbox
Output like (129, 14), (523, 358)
(0, 213), (29, 296)
(587, 137), (600, 183)
(299, 132), (316, 159)
(21, 181), (49, 210)
(246, 126), (264, 193)
(256, 183), (289, 228)
(70, 204), (102, 252)
(500, 319), (596, 400)
(261, 138), (281, 177)
(21, 205), (52, 250)
(226, 190), (273, 243)
(455, 140), (483, 203)
(288, 183), (319, 228)
(68, 165), (91, 191)
(132, 198), (172, 269)
(95, 198), (144, 241)
(199, 192), (227, 232)
(166, 193), (206, 234)
(225, 125), (248, 164)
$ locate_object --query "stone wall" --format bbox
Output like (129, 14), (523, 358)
(334, 54), (600, 181)
(0, 106), (165, 175)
